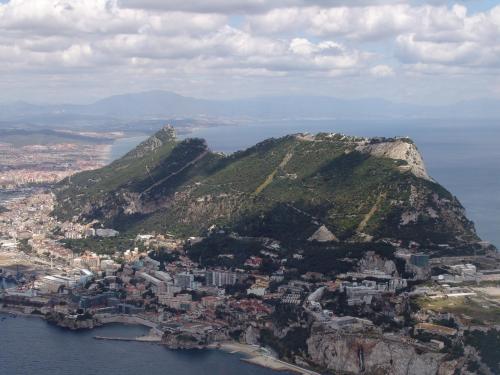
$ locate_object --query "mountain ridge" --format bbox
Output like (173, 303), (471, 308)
(54, 125), (484, 255)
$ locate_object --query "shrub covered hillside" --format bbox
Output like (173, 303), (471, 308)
(54, 125), (481, 252)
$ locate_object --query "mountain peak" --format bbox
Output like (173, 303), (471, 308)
(293, 133), (429, 180)
(124, 124), (176, 160)
(55, 129), (480, 250)
(355, 137), (430, 180)
(155, 124), (177, 141)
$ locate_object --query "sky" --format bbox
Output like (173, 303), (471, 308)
(0, 0), (500, 104)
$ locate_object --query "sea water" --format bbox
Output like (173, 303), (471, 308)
(0, 315), (290, 375)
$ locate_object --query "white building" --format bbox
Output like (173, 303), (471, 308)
(247, 287), (266, 297)
(38, 275), (77, 293)
(206, 270), (237, 287)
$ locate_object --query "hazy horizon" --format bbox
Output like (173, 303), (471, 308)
(3, 89), (500, 122)
(0, 89), (497, 108)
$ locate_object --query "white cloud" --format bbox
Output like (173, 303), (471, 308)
(0, 0), (373, 77)
(0, 0), (227, 35)
(289, 38), (345, 56)
(394, 5), (500, 70)
(247, 4), (474, 40)
(248, 3), (500, 70)
(246, 5), (411, 38)
(396, 35), (475, 65)
(119, 0), (405, 14)
(0, 0), (499, 103)
(370, 64), (395, 76)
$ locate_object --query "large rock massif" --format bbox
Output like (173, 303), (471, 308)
(51, 125), (496, 374)
(307, 325), (451, 375)
(54, 125), (480, 250)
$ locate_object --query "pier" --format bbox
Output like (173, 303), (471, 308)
(93, 334), (161, 343)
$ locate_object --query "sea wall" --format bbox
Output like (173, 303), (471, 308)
(95, 313), (157, 329)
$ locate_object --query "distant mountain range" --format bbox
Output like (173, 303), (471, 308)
(1, 90), (500, 124)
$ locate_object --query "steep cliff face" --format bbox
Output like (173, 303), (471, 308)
(54, 127), (482, 249)
(46, 312), (99, 330)
(161, 329), (228, 349)
(356, 138), (430, 181)
(358, 251), (398, 275)
(307, 325), (454, 375)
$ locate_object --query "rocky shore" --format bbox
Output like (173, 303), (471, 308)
(1, 308), (313, 375)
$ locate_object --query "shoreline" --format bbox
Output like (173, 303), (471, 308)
(214, 342), (321, 375)
(0, 308), (319, 375)
(106, 135), (148, 164)
(0, 307), (46, 321)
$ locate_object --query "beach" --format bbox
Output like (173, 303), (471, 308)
(216, 342), (321, 375)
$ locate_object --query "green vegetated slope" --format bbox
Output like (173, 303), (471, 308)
(54, 126), (479, 248)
